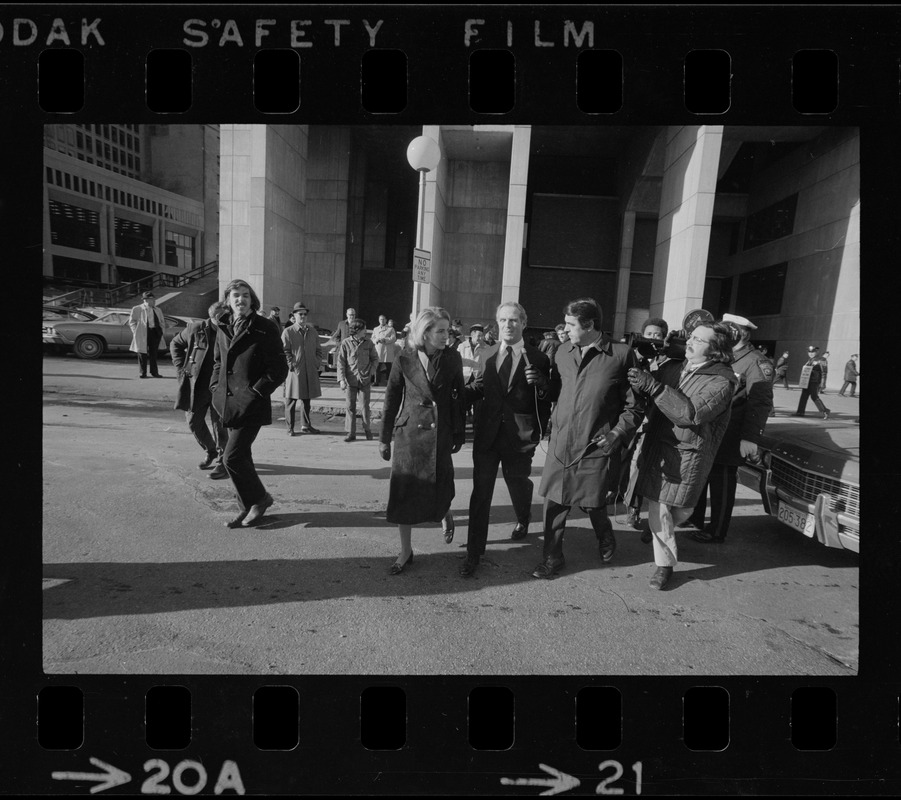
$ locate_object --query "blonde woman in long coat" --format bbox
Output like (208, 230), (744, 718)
(281, 303), (323, 435)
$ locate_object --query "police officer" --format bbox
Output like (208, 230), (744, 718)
(684, 313), (774, 543)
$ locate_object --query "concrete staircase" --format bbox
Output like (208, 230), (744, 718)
(154, 272), (221, 318)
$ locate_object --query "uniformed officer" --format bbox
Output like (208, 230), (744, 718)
(683, 313), (774, 543)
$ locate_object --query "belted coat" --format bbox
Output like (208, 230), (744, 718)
(281, 323), (323, 400)
(170, 318), (218, 412)
(379, 348), (465, 525)
(636, 360), (737, 508)
(209, 311), (288, 428)
(539, 335), (645, 508)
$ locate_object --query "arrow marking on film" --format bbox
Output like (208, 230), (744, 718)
(52, 757), (132, 794)
(501, 763), (581, 796)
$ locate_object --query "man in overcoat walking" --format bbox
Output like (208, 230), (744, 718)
(460, 302), (556, 578)
(170, 301), (229, 479)
(281, 302), (324, 435)
(533, 298), (645, 579)
(128, 290), (167, 378)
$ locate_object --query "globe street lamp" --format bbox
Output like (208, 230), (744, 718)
(406, 135), (441, 319)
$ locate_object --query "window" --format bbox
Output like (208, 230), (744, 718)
(743, 194), (798, 250)
(115, 217), (154, 262)
(735, 263), (787, 317)
(165, 231), (195, 270)
(48, 199), (101, 251)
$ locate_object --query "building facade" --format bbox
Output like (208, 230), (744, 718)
(43, 124), (219, 291)
(217, 123), (859, 377)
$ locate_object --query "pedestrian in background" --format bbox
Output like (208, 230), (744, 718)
(281, 303), (323, 436)
(460, 302), (555, 578)
(839, 354), (859, 397)
(378, 307), (465, 574)
(457, 323), (486, 423)
(267, 306), (283, 330)
(820, 351), (830, 392)
(337, 318), (379, 442)
(792, 345), (830, 419)
(532, 298), (644, 579)
(685, 313), (774, 543)
(170, 300), (229, 480)
(332, 307), (358, 346)
(210, 279), (289, 529)
(372, 314), (397, 387)
(538, 329), (562, 367)
(628, 322), (737, 590)
(774, 351), (790, 390)
(128, 290), (166, 379)
(555, 323), (569, 346)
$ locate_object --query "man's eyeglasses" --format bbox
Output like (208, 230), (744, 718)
(688, 335), (712, 345)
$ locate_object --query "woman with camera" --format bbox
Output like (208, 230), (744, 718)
(627, 322), (737, 590)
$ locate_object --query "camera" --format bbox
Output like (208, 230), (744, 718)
(627, 309), (715, 362)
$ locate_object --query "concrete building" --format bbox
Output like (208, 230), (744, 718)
(43, 124), (219, 290)
(219, 124), (859, 378)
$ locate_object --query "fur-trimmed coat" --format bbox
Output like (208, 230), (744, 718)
(636, 360), (737, 508)
(379, 348), (465, 525)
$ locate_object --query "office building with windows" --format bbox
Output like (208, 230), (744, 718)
(43, 124), (219, 290)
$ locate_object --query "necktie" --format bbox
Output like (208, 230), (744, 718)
(498, 345), (513, 389)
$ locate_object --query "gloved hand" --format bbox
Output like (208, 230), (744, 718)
(592, 431), (620, 456)
(451, 433), (464, 454)
(627, 367), (662, 396)
(524, 364), (547, 388)
(378, 443), (391, 461)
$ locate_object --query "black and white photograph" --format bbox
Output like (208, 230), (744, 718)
(41, 122), (860, 676)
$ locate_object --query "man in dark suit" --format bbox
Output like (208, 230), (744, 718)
(460, 302), (557, 578)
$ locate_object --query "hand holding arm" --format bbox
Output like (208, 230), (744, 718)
(627, 367), (663, 397)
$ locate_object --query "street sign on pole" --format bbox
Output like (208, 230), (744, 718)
(413, 248), (431, 284)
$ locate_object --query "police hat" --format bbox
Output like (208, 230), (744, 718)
(721, 313), (758, 330)
(469, 324), (484, 333)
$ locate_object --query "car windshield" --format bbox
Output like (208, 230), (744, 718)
(43, 308), (97, 322)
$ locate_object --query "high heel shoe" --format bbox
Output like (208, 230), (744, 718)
(442, 515), (455, 544)
(389, 551), (414, 575)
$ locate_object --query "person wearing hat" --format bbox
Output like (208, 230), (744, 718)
(266, 306), (284, 330)
(793, 345), (830, 419)
(128, 290), (167, 378)
(281, 303), (324, 435)
(839, 354), (860, 397)
(684, 313), (774, 544)
(372, 314), (397, 387)
(336, 317), (379, 442)
(457, 323), (486, 423)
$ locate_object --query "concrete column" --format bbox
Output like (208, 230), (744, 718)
(500, 125), (531, 303)
(650, 125), (723, 326)
(412, 124), (445, 317)
(613, 210), (636, 337)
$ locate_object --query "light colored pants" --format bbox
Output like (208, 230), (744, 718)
(647, 501), (693, 567)
(344, 382), (372, 435)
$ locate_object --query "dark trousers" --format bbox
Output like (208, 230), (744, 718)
(375, 362), (391, 386)
(137, 327), (163, 376)
(284, 398), (312, 430)
(688, 463), (739, 539)
(796, 382), (827, 415)
(542, 498), (613, 562)
(222, 423), (266, 511)
(186, 395), (227, 458)
(839, 381), (857, 396)
(466, 444), (534, 559)
(777, 373), (790, 390)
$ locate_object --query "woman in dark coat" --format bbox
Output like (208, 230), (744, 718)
(378, 307), (465, 574)
(627, 323), (737, 590)
(210, 279), (289, 528)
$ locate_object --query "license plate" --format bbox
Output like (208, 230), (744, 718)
(776, 502), (816, 537)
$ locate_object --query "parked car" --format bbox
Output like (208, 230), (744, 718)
(737, 420), (859, 553)
(42, 305), (97, 323)
(43, 309), (192, 359)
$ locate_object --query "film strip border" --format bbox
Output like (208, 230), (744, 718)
(0, 6), (898, 122)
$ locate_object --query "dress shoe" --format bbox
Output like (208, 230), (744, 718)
(300, 426), (318, 434)
(460, 556), (479, 578)
(687, 528), (724, 544)
(442, 515), (455, 544)
(531, 557), (565, 579)
(198, 451), (217, 469)
(242, 493), (274, 527)
(389, 551), (413, 575)
(151, 373), (162, 378)
(138, 375), (147, 379)
(225, 509), (249, 528)
(649, 566), (673, 590)
(640, 528), (652, 544)
(287, 429), (296, 436)
(344, 434), (356, 442)
(511, 522), (529, 540)
(822, 412), (830, 420)
(598, 531), (616, 563)
(677, 518), (703, 531)
(626, 508), (642, 530)
(209, 463), (228, 480)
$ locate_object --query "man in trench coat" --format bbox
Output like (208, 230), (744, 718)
(534, 298), (645, 579)
(170, 301), (229, 478)
(128, 290), (167, 378)
(281, 302), (324, 435)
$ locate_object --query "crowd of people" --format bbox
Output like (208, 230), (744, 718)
(151, 277), (852, 591)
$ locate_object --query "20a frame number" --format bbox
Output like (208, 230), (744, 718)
(596, 761), (642, 795)
(142, 759), (244, 795)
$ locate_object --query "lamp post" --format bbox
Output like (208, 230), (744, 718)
(406, 135), (441, 318)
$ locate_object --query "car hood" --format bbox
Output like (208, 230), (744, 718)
(761, 421), (859, 484)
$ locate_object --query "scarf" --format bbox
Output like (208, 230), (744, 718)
(223, 310), (254, 340)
